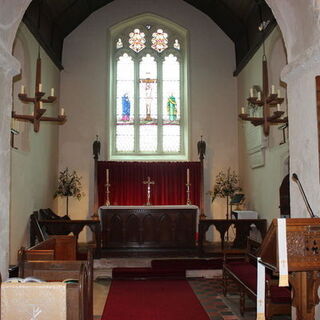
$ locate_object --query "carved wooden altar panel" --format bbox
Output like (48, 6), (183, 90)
(100, 207), (197, 251)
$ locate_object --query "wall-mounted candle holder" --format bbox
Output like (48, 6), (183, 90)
(12, 54), (66, 133)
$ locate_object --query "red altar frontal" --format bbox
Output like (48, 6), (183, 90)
(97, 161), (201, 207)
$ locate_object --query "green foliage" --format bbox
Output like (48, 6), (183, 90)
(54, 168), (84, 200)
(208, 168), (241, 202)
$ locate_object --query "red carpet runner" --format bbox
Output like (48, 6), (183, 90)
(101, 279), (210, 320)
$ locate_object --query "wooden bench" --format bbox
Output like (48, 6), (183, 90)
(18, 236), (93, 320)
(223, 238), (291, 319)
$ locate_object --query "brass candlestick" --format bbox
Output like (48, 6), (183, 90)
(186, 183), (192, 205)
(105, 183), (111, 206)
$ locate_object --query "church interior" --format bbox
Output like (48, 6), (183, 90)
(1, 0), (320, 319)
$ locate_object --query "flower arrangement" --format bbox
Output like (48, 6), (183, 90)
(208, 168), (241, 202)
(54, 168), (84, 215)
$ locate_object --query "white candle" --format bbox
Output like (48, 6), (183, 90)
(271, 85), (275, 94)
(277, 89), (281, 98)
(38, 83), (42, 92)
(39, 101), (43, 109)
(277, 104), (281, 112)
(187, 168), (190, 184)
(20, 85), (25, 94)
(60, 108), (65, 116)
(249, 88), (254, 98)
(51, 88), (55, 96)
(106, 169), (109, 184)
(257, 92), (261, 101)
(241, 107), (245, 114)
(31, 111), (34, 116)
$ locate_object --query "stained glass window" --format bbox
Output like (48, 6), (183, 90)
(151, 29), (168, 53)
(129, 29), (146, 53)
(112, 21), (187, 159)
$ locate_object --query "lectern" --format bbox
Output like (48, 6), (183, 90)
(259, 218), (320, 320)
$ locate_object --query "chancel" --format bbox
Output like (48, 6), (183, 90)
(2, 1), (320, 320)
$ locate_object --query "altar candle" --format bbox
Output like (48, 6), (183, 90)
(38, 83), (42, 92)
(187, 168), (190, 184)
(20, 85), (25, 94)
(257, 92), (261, 101)
(106, 169), (109, 184)
(249, 88), (254, 98)
(277, 89), (281, 98)
(39, 101), (43, 109)
(31, 111), (34, 116)
(60, 108), (65, 116)
(51, 88), (55, 96)
(277, 104), (281, 112)
(271, 85), (275, 94)
(241, 107), (245, 114)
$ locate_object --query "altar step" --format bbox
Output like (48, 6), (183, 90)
(94, 257), (227, 280)
(99, 247), (198, 258)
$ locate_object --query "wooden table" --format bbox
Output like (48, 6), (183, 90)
(198, 219), (267, 255)
(100, 205), (198, 255)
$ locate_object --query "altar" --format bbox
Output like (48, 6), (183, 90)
(99, 205), (198, 254)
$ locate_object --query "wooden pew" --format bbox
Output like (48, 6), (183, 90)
(0, 263), (90, 320)
(18, 236), (93, 320)
(30, 210), (101, 258)
(223, 238), (291, 319)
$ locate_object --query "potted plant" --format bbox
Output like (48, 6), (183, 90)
(54, 168), (84, 216)
(208, 168), (241, 220)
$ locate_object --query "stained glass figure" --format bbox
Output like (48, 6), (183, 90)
(117, 54), (134, 125)
(163, 55), (180, 123)
(139, 54), (157, 122)
(151, 29), (168, 53)
(116, 38), (123, 49)
(129, 29), (146, 52)
(167, 94), (177, 121)
(174, 39), (180, 50)
(121, 93), (131, 121)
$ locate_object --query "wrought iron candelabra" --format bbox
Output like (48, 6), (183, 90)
(238, 19), (288, 136)
(13, 53), (66, 132)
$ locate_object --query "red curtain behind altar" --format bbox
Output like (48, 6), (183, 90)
(97, 161), (201, 207)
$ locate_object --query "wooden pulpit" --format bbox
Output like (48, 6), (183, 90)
(259, 218), (320, 320)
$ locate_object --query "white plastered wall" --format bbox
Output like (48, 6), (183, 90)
(0, 0), (31, 279)
(266, 1), (320, 319)
(10, 23), (61, 264)
(59, 0), (238, 241)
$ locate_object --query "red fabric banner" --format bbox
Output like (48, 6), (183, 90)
(97, 161), (201, 206)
